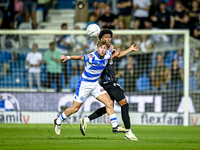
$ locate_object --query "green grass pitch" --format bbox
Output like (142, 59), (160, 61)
(0, 124), (200, 150)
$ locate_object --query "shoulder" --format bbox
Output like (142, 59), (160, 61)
(44, 50), (49, 54)
(147, 0), (151, 4)
(37, 52), (42, 57)
(163, 65), (168, 69)
(107, 48), (112, 53)
(26, 52), (31, 57)
(36, 51), (42, 54)
(172, 11), (177, 15)
(44, 51), (50, 56)
(195, 23), (200, 28)
(55, 50), (62, 54)
(111, 14), (116, 17)
(27, 52), (32, 55)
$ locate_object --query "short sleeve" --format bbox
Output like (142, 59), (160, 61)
(147, 0), (151, 5)
(83, 54), (92, 62)
(38, 53), (42, 60)
(43, 52), (47, 61)
(64, 35), (71, 43)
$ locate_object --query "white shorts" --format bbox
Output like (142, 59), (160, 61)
(73, 80), (107, 103)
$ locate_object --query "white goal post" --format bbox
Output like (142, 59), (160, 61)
(0, 29), (190, 126)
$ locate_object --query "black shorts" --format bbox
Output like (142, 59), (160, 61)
(101, 82), (125, 103)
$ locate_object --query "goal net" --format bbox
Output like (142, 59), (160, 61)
(0, 29), (199, 126)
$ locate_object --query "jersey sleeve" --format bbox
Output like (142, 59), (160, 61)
(83, 53), (93, 62)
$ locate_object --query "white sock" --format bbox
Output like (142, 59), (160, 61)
(56, 112), (67, 125)
(109, 114), (118, 128)
(127, 129), (133, 134)
(84, 117), (90, 123)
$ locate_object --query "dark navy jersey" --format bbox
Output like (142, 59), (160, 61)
(99, 49), (117, 85)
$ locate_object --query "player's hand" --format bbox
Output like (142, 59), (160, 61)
(110, 45), (114, 51)
(174, 16), (180, 21)
(60, 55), (68, 62)
(115, 48), (121, 56)
(131, 44), (139, 52)
(135, 5), (139, 9)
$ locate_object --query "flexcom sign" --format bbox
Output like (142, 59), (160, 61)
(137, 113), (184, 125)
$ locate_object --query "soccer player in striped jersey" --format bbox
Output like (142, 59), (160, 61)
(79, 29), (140, 141)
(54, 40), (128, 136)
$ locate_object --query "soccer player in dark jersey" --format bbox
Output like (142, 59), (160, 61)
(79, 29), (139, 140)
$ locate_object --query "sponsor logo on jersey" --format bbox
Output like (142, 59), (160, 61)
(88, 54), (92, 58)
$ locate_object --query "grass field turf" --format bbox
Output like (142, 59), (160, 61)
(0, 124), (200, 150)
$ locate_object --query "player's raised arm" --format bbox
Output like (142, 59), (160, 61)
(60, 55), (84, 62)
(116, 44), (139, 58)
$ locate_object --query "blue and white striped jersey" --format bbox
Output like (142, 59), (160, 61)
(80, 49), (112, 82)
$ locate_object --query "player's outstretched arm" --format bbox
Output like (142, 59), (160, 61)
(60, 55), (84, 62)
(116, 44), (139, 58)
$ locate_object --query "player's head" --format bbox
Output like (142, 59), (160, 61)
(32, 43), (38, 52)
(171, 58), (179, 68)
(49, 42), (55, 51)
(99, 29), (113, 47)
(175, 0), (183, 9)
(159, 1), (166, 10)
(96, 40), (109, 58)
(127, 56), (134, 65)
(61, 23), (67, 30)
(157, 54), (163, 64)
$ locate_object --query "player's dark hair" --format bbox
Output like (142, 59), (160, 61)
(97, 40), (109, 48)
(32, 43), (38, 47)
(99, 29), (113, 40)
(160, 1), (166, 5)
(171, 58), (179, 69)
(49, 42), (55, 46)
(61, 23), (67, 28)
(175, 0), (182, 4)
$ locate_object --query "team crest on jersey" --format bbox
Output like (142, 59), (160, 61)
(100, 89), (105, 92)
(88, 54), (92, 58)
